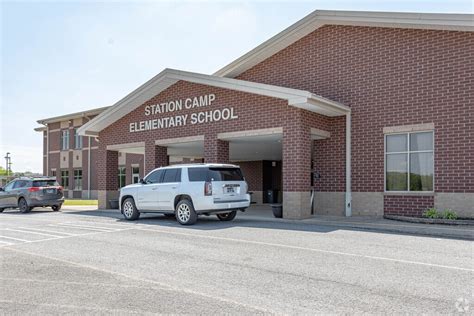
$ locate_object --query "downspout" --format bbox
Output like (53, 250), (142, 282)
(84, 115), (92, 200)
(345, 111), (352, 217)
(46, 124), (49, 176)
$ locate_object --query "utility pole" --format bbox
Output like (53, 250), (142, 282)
(4, 152), (11, 177)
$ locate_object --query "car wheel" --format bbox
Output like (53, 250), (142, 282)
(122, 198), (140, 221)
(52, 204), (62, 212)
(18, 198), (32, 213)
(175, 199), (197, 225)
(0, 208), (4, 213)
(216, 211), (237, 221)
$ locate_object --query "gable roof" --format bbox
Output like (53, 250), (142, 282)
(77, 68), (349, 136)
(214, 10), (474, 78)
(37, 105), (110, 125)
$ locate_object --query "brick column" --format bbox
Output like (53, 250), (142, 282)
(282, 121), (312, 219)
(145, 140), (167, 174)
(97, 148), (119, 209)
(204, 134), (229, 163)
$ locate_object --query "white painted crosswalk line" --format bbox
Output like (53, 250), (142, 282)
(0, 240), (14, 245)
(5, 228), (64, 238)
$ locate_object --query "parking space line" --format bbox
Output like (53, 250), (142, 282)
(0, 235), (32, 242)
(5, 228), (64, 238)
(53, 223), (118, 231)
(0, 240), (13, 245)
(17, 227), (76, 236)
(132, 227), (474, 272)
(50, 224), (114, 232)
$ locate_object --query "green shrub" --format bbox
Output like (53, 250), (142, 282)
(442, 209), (458, 220)
(423, 208), (440, 219)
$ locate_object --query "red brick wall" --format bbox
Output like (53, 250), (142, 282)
(99, 81), (329, 192)
(384, 195), (434, 217)
(236, 161), (263, 191)
(237, 25), (474, 195)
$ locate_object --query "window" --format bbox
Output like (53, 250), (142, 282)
(51, 169), (57, 177)
(188, 167), (244, 182)
(13, 180), (28, 189)
(118, 167), (126, 188)
(162, 169), (181, 183)
(145, 170), (163, 184)
(74, 169), (82, 190)
(61, 170), (69, 189)
(385, 131), (434, 192)
(61, 130), (70, 150)
(132, 166), (140, 184)
(74, 129), (82, 149)
(3, 181), (15, 191)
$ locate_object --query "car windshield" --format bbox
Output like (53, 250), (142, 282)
(33, 180), (59, 187)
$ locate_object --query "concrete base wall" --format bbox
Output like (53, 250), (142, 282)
(98, 190), (119, 209)
(283, 191), (311, 219)
(80, 190), (98, 200)
(352, 192), (384, 216)
(435, 193), (474, 218)
(251, 191), (263, 205)
(313, 192), (345, 216)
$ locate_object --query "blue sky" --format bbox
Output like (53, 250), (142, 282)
(1, 0), (472, 173)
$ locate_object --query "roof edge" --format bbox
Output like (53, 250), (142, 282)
(214, 10), (474, 78)
(37, 105), (111, 125)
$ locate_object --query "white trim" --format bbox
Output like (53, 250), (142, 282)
(155, 135), (205, 146)
(37, 106), (110, 125)
(217, 127), (283, 140)
(345, 112), (352, 217)
(106, 142), (145, 151)
(77, 68), (349, 137)
(214, 10), (474, 78)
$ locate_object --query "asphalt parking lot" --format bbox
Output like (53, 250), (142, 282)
(0, 207), (472, 314)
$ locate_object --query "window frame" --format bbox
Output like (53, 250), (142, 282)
(74, 129), (82, 149)
(131, 165), (140, 184)
(384, 130), (435, 193)
(60, 129), (70, 151)
(118, 166), (126, 188)
(74, 169), (82, 191)
(61, 170), (69, 190)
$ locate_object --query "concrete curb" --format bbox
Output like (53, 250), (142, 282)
(384, 215), (474, 225)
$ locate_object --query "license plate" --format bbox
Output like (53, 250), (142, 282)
(226, 187), (235, 193)
(46, 189), (55, 194)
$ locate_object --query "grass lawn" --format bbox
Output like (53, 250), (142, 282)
(63, 199), (98, 206)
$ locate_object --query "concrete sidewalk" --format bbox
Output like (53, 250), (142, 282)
(61, 205), (473, 240)
(241, 206), (474, 240)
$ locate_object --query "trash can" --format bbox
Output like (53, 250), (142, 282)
(272, 204), (282, 218)
(266, 190), (279, 203)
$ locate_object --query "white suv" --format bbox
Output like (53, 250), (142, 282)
(119, 164), (251, 225)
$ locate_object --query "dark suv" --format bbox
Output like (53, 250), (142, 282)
(0, 177), (64, 213)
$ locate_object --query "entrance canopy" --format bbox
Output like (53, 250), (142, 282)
(78, 68), (349, 137)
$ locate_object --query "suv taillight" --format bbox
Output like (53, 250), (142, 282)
(204, 181), (212, 196)
(28, 187), (40, 192)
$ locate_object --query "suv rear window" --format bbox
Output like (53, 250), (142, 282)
(188, 167), (244, 182)
(33, 180), (59, 187)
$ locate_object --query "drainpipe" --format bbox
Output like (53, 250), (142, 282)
(345, 112), (352, 217)
(46, 124), (49, 176)
(84, 115), (92, 200)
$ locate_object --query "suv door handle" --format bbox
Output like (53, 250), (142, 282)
(152, 187), (158, 191)
(171, 186), (177, 189)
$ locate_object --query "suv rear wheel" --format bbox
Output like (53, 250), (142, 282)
(52, 204), (62, 212)
(18, 198), (32, 213)
(175, 199), (197, 225)
(122, 198), (140, 221)
(216, 211), (237, 221)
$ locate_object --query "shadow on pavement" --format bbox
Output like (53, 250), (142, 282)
(59, 208), (473, 241)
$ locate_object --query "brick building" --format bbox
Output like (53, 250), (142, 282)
(36, 10), (474, 219)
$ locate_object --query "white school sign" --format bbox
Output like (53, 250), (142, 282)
(129, 94), (238, 133)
